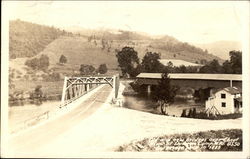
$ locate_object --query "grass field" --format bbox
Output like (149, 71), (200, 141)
(36, 36), (119, 69)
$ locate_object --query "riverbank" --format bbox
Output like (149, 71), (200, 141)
(9, 80), (64, 102)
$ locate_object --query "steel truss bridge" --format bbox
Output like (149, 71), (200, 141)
(60, 75), (119, 107)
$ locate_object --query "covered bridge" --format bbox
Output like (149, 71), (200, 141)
(136, 73), (242, 91)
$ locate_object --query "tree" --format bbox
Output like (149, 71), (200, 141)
(152, 72), (179, 115)
(116, 47), (139, 77)
(101, 39), (105, 50)
(59, 55), (67, 64)
(192, 108), (197, 118)
(79, 64), (96, 75)
(25, 54), (49, 71)
(39, 54), (50, 71)
(181, 109), (187, 117)
(98, 64), (108, 74)
(166, 61), (174, 72)
(199, 59), (222, 73)
(30, 85), (43, 100)
(25, 58), (39, 70)
(222, 60), (233, 74)
(9, 70), (15, 90)
(205, 49), (208, 54)
(200, 59), (207, 65)
(187, 109), (193, 118)
(178, 65), (187, 73)
(229, 50), (242, 74)
(141, 52), (166, 73)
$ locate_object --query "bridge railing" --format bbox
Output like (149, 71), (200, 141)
(10, 111), (50, 134)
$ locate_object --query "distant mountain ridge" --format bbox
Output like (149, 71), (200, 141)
(194, 41), (242, 60)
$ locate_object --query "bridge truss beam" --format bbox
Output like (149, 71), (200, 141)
(60, 75), (119, 107)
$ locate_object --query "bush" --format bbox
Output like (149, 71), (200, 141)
(187, 109), (193, 118)
(79, 64), (96, 75)
(181, 109), (187, 117)
(194, 112), (242, 120)
(44, 72), (61, 81)
(30, 85), (43, 99)
(192, 108), (197, 117)
(59, 55), (67, 64)
(98, 64), (108, 74)
(25, 54), (50, 71)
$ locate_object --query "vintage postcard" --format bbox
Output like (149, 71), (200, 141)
(1, 1), (250, 158)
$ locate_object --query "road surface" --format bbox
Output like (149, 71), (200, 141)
(7, 85), (112, 157)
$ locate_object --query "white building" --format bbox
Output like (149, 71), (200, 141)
(205, 87), (242, 115)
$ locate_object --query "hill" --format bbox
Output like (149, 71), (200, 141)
(9, 20), (73, 59)
(37, 36), (118, 70)
(66, 27), (223, 64)
(9, 20), (224, 74)
(194, 41), (242, 60)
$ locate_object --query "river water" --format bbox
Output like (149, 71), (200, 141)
(123, 93), (205, 117)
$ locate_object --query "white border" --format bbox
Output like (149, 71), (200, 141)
(1, 1), (249, 158)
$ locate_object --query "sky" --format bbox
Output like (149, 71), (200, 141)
(4, 1), (249, 44)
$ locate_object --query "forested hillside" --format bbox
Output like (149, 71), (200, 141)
(9, 20), (72, 59)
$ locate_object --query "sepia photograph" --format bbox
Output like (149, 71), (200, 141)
(1, 1), (250, 158)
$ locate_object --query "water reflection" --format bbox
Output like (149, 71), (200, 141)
(123, 93), (204, 116)
(9, 99), (51, 107)
(123, 93), (160, 114)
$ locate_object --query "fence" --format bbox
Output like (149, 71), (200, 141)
(10, 111), (49, 134)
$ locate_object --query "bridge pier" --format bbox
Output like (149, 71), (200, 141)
(86, 84), (90, 92)
(147, 85), (151, 94)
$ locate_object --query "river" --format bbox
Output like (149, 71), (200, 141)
(123, 93), (205, 117)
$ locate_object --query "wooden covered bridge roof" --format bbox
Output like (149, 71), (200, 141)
(136, 73), (242, 81)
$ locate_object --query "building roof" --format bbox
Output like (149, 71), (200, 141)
(222, 87), (242, 94)
(159, 59), (203, 67)
(136, 73), (242, 81)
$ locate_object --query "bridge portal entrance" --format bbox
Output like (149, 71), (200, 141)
(60, 75), (119, 107)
